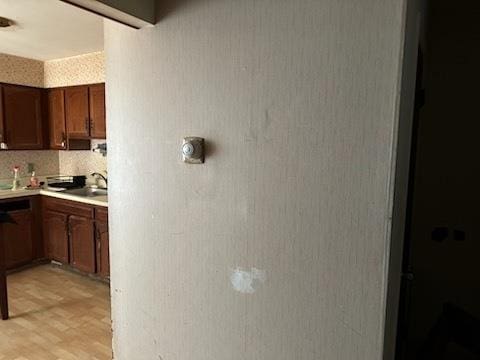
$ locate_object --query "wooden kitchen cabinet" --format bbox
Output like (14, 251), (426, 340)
(1, 84), (44, 150)
(43, 210), (69, 264)
(47, 88), (67, 150)
(1, 196), (43, 270)
(89, 84), (106, 139)
(65, 84), (106, 139)
(95, 208), (109, 278)
(42, 197), (108, 277)
(0, 82), (105, 150)
(65, 86), (90, 138)
(3, 211), (33, 269)
(69, 215), (96, 273)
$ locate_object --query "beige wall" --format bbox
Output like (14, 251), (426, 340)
(0, 53), (44, 87)
(105, 1), (409, 359)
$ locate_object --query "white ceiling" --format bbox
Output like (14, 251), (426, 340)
(0, 0), (103, 61)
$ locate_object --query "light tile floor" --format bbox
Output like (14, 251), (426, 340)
(0, 265), (112, 360)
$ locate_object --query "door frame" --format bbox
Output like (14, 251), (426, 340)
(382, 0), (423, 358)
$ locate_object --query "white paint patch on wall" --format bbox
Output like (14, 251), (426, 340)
(230, 267), (266, 294)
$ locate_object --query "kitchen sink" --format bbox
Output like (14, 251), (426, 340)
(63, 187), (108, 197)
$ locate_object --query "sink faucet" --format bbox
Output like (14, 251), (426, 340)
(91, 172), (108, 188)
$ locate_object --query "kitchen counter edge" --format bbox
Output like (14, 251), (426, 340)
(0, 189), (108, 207)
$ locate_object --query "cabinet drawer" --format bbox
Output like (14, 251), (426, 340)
(43, 197), (93, 218)
(95, 207), (108, 223)
(0, 197), (31, 212)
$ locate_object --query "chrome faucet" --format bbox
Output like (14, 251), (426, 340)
(91, 172), (108, 188)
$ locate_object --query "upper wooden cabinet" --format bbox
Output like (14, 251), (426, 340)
(0, 82), (105, 151)
(47, 88), (67, 150)
(65, 84), (106, 139)
(89, 84), (106, 139)
(65, 86), (90, 138)
(1, 84), (44, 150)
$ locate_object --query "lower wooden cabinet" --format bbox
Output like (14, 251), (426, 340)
(3, 210), (34, 269)
(43, 197), (109, 278)
(95, 208), (109, 278)
(43, 210), (69, 264)
(0, 196), (42, 270)
(69, 215), (95, 273)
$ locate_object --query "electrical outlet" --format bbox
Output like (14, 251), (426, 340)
(27, 163), (35, 173)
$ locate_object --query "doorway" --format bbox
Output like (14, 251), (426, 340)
(395, 0), (480, 358)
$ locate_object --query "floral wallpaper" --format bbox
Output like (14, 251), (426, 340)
(0, 53), (44, 87)
(0, 151), (59, 179)
(44, 51), (105, 88)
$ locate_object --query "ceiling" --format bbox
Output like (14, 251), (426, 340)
(0, 0), (103, 61)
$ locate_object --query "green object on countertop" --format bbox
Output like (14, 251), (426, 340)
(0, 184), (13, 190)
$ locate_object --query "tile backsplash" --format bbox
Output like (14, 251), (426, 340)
(0, 151), (59, 179)
(59, 140), (107, 178)
(0, 141), (107, 185)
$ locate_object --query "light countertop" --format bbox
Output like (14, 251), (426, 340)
(0, 188), (108, 207)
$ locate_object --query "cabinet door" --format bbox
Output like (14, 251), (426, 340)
(65, 86), (90, 138)
(69, 215), (95, 273)
(47, 88), (67, 150)
(96, 221), (109, 278)
(2, 85), (43, 149)
(3, 211), (33, 269)
(44, 210), (69, 264)
(89, 84), (106, 139)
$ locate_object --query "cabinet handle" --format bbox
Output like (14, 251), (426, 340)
(85, 118), (89, 132)
(61, 132), (66, 148)
(1, 132), (7, 149)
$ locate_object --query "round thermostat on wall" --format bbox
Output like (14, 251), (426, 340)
(182, 137), (205, 164)
(182, 142), (195, 157)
